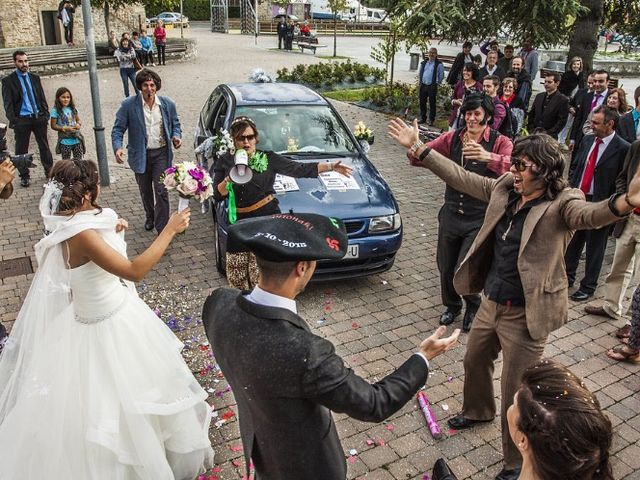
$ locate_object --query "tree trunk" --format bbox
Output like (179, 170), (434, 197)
(567, 0), (604, 72)
(333, 16), (337, 57)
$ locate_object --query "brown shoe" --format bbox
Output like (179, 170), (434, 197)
(584, 305), (613, 318)
(616, 323), (631, 339)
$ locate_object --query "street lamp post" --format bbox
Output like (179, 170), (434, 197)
(81, 0), (110, 186)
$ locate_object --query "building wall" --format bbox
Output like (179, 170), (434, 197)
(0, 1), (146, 48)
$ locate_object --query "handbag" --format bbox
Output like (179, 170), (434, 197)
(432, 458), (459, 480)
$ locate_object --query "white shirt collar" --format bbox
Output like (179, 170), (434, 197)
(141, 94), (161, 110)
(599, 131), (616, 148)
(245, 285), (297, 314)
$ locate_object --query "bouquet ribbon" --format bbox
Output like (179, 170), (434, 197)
(227, 182), (237, 224)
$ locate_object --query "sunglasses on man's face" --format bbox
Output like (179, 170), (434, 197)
(236, 134), (256, 142)
(510, 157), (535, 172)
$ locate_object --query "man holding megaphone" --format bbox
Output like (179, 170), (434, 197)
(213, 116), (352, 290)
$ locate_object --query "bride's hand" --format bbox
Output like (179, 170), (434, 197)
(388, 118), (419, 149)
(166, 208), (191, 235)
(115, 218), (129, 233)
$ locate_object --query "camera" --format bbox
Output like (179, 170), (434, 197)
(0, 122), (34, 171)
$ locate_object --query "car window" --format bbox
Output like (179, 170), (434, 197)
(234, 105), (357, 154)
(213, 98), (229, 132)
(202, 92), (221, 132)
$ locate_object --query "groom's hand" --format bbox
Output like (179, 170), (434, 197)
(419, 326), (460, 360)
(115, 149), (125, 164)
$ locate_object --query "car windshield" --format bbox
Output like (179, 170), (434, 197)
(235, 105), (357, 155)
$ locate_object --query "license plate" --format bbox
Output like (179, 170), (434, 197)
(344, 244), (359, 259)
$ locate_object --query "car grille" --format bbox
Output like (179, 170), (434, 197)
(344, 220), (365, 235)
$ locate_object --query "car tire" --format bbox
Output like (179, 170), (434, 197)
(213, 208), (226, 276)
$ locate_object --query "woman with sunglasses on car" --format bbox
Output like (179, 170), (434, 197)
(213, 117), (352, 290)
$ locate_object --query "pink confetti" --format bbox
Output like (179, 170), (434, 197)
(366, 439), (374, 446)
(377, 439), (386, 446)
(352, 322), (359, 329)
(448, 376), (453, 382)
(222, 410), (235, 421)
(423, 475), (431, 480)
(208, 476), (218, 480)
(198, 476), (206, 480)
(229, 444), (243, 452)
(212, 467), (221, 473)
(347, 455), (358, 464)
(231, 459), (242, 468)
(448, 428), (458, 435)
(386, 424), (394, 431)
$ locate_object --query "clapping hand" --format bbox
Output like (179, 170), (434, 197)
(462, 140), (492, 162)
(419, 326), (461, 361)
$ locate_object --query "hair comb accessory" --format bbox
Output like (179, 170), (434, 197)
(39, 180), (65, 217)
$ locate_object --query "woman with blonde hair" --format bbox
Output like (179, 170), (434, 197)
(606, 87), (630, 115)
(558, 56), (586, 144)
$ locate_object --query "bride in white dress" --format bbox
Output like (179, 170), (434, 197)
(0, 160), (214, 479)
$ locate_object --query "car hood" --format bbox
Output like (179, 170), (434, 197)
(274, 154), (398, 219)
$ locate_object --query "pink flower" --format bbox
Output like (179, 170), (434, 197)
(189, 167), (205, 181)
(177, 177), (199, 196)
(163, 175), (177, 189)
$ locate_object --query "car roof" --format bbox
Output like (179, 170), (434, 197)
(226, 83), (328, 106)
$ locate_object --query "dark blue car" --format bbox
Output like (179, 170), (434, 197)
(194, 82), (402, 280)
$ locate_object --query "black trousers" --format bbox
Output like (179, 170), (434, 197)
(278, 33), (285, 49)
(134, 147), (170, 234)
(437, 205), (482, 312)
(157, 44), (166, 65)
(419, 83), (438, 123)
(14, 116), (53, 180)
(564, 224), (611, 294)
(64, 21), (74, 43)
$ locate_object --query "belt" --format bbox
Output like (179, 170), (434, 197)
(19, 113), (39, 119)
(236, 194), (274, 214)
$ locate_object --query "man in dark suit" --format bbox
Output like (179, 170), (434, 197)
(570, 69), (609, 154)
(1, 50), (53, 187)
(203, 213), (460, 480)
(276, 17), (287, 49)
(506, 56), (532, 108)
(527, 72), (569, 139)
(389, 119), (637, 480)
(479, 51), (506, 81)
(616, 85), (640, 144)
(565, 106), (631, 301)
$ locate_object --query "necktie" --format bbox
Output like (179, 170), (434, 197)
(590, 93), (601, 111)
(580, 137), (603, 194)
(19, 74), (38, 115)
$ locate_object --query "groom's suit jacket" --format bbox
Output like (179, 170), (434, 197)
(203, 288), (429, 480)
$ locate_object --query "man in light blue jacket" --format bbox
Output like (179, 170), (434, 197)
(112, 69), (182, 233)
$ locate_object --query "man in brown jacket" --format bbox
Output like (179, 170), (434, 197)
(388, 119), (640, 480)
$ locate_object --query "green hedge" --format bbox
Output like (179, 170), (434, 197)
(277, 61), (385, 90)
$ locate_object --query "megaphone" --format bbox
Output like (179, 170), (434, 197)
(229, 148), (253, 184)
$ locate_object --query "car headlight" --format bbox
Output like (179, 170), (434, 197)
(368, 213), (401, 233)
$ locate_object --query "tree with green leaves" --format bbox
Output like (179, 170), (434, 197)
(327, 0), (348, 57)
(385, 0), (612, 73)
(90, 0), (179, 40)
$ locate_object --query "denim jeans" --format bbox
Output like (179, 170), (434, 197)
(119, 67), (138, 97)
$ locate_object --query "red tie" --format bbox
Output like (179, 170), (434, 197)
(580, 138), (603, 194)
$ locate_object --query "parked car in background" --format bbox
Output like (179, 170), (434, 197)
(195, 82), (403, 281)
(147, 12), (189, 27)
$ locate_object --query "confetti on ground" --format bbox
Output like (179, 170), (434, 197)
(386, 424), (394, 431)
(349, 448), (358, 455)
(447, 376), (454, 383)
(366, 439), (374, 446)
(347, 456), (358, 464)
(422, 475), (430, 480)
(448, 428), (458, 435)
(442, 404), (449, 411)
(229, 445), (243, 452)
(316, 318), (326, 325)
(221, 410), (235, 421)
(231, 459), (242, 468)
(381, 280), (388, 285)
(352, 322), (359, 329)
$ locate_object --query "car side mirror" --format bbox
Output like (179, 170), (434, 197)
(367, 134), (374, 145)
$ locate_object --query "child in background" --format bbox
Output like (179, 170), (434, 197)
(50, 87), (83, 160)
(139, 29), (155, 66)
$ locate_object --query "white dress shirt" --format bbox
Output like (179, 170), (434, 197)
(142, 95), (166, 149)
(245, 285), (297, 314)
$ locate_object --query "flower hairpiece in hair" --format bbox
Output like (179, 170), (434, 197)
(231, 116), (255, 127)
(39, 179), (65, 217)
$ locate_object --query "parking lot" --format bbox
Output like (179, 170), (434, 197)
(0, 24), (639, 479)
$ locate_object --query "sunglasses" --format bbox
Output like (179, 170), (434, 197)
(236, 134), (256, 142)
(510, 157), (535, 172)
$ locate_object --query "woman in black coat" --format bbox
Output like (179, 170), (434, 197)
(213, 117), (351, 289)
(446, 41), (473, 86)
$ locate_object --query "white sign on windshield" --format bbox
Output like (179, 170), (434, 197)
(319, 171), (360, 190)
(273, 174), (300, 194)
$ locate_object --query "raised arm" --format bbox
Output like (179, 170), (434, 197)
(67, 210), (190, 282)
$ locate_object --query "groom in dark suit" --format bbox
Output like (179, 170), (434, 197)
(1, 50), (53, 187)
(203, 213), (460, 480)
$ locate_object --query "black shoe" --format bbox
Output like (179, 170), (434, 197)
(20, 177), (30, 187)
(439, 309), (460, 326)
(570, 290), (592, 301)
(447, 414), (492, 430)
(495, 467), (521, 480)
(418, 119), (427, 125)
(462, 307), (477, 332)
(144, 219), (154, 231)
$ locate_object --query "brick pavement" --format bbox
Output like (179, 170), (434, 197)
(0, 26), (638, 479)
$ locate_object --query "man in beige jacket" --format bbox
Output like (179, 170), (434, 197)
(389, 119), (640, 480)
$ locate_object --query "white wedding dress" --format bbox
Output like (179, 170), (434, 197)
(0, 208), (214, 479)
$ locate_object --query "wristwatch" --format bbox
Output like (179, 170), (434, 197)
(409, 139), (424, 156)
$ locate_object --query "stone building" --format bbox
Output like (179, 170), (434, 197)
(0, 1), (146, 48)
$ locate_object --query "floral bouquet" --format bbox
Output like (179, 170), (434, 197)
(212, 128), (235, 158)
(162, 161), (214, 212)
(353, 121), (373, 141)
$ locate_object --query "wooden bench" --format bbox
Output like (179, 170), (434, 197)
(295, 36), (326, 54)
